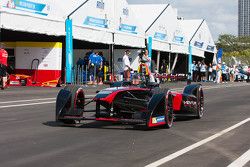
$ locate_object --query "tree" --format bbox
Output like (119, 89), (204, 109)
(216, 34), (250, 65)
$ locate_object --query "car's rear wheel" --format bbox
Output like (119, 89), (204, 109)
(196, 87), (204, 119)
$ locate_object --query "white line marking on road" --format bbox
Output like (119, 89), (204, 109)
(0, 101), (56, 109)
(0, 98), (56, 104)
(145, 118), (250, 167)
(0, 95), (95, 105)
(227, 148), (250, 167)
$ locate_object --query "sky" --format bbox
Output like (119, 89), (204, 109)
(127, 0), (238, 41)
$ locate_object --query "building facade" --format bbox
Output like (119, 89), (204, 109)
(239, 0), (250, 36)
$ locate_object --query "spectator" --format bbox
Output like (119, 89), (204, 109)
(229, 65), (235, 82)
(207, 63), (213, 81)
(200, 61), (207, 82)
(192, 61), (198, 82)
(197, 61), (201, 82)
(221, 62), (227, 83)
(212, 63), (217, 81)
(216, 63), (222, 83)
(160, 59), (168, 74)
(88, 52), (103, 85)
(123, 50), (132, 81)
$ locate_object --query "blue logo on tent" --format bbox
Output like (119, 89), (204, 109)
(14, 0), (46, 11)
(96, 0), (104, 9)
(123, 8), (129, 16)
(173, 36), (184, 43)
(154, 32), (167, 40)
(207, 45), (215, 51)
(194, 41), (204, 48)
(84, 16), (108, 28)
(119, 24), (137, 34)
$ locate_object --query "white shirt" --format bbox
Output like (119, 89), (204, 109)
(123, 54), (131, 71)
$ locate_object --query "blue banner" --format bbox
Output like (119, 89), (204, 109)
(154, 32), (167, 40)
(188, 45), (193, 75)
(207, 45), (215, 52)
(119, 24), (137, 34)
(147, 36), (153, 69)
(66, 19), (73, 83)
(4, 0), (48, 16)
(217, 48), (223, 64)
(84, 16), (108, 28)
(173, 36), (184, 44)
(14, 0), (45, 11)
(194, 41), (204, 48)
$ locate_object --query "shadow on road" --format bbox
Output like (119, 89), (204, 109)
(43, 121), (162, 131)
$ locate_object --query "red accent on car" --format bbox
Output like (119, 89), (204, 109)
(96, 118), (120, 122)
(173, 93), (183, 111)
(99, 87), (148, 104)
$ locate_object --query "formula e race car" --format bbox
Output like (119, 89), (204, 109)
(55, 82), (204, 129)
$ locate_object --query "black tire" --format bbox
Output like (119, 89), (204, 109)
(196, 87), (204, 119)
(165, 92), (174, 128)
(149, 88), (173, 129)
(58, 85), (85, 125)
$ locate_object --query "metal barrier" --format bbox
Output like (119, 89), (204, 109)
(71, 65), (115, 85)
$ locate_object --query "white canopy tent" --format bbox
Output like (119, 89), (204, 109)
(0, 0), (146, 47)
(113, 0), (145, 48)
(129, 4), (178, 52)
(178, 19), (216, 58)
(0, 0), (66, 36)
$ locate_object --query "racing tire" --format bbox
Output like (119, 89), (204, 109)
(149, 88), (173, 129)
(57, 85), (85, 125)
(164, 93), (174, 129)
(196, 87), (204, 119)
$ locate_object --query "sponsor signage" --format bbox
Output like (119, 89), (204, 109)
(173, 36), (184, 44)
(3, 0), (49, 16)
(119, 24), (137, 34)
(152, 116), (165, 124)
(154, 32), (167, 41)
(194, 41), (204, 48)
(207, 45), (215, 52)
(84, 16), (108, 28)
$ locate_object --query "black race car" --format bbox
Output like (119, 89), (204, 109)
(55, 82), (204, 129)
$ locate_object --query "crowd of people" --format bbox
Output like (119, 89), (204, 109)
(191, 61), (250, 83)
(76, 49), (250, 85)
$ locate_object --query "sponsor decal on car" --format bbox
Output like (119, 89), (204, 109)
(184, 100), (197, 107)
(152, 116), (165, 124)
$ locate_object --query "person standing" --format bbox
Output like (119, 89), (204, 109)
(123, 50), (132, 81)
(192, 61), (197, 82)
(207, 63), (213, 81)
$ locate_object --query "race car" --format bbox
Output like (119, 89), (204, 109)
(55, 82), (204, 129)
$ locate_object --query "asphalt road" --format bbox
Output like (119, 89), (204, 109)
(0, 82), (249, 167)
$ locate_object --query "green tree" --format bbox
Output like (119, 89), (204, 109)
(216, 34), (250, 65)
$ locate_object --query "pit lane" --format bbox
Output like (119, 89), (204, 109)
(0, 82), (249, 167)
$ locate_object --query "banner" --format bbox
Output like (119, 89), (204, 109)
(2, 0), (51, 16)
(154, 32), (167, 40)
(217, 48), (223, 64)
(65, 19), (73, 83)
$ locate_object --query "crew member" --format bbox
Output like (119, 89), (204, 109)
(122, 50), (132, 81)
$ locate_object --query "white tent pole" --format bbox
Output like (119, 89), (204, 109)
(168, 52), (171, 73)
(157, 51), (160, 72)
(171, 53), (178, 73)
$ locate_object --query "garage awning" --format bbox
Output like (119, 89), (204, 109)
(129, 4), (176, 52)
(178, 19), (216, 57)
